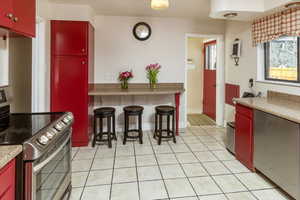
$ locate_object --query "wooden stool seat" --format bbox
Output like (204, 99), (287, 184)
(123, 105), (144, 145)
(93, 107), (117, 148)
(154, 105), (176, 145)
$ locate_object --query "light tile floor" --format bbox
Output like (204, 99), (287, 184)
(70, 126), (292, 200)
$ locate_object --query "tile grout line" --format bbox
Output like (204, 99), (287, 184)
(108, 141), (117, 200)
(78, 146), (99, 200)
(167, 141), (200, 200)
(133, 140), (142, 200)
(148, 131), (172, 200)
(179, 128), (231, 200)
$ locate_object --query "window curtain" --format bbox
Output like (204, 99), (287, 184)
(252, 8), (300, 46)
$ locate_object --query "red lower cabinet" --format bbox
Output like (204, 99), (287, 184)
(235, 104), (254, 171)
(0, 159), (16, 200)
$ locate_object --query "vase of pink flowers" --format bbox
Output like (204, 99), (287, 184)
(146, 63), (161, 89)
(118, 70), (133, 89)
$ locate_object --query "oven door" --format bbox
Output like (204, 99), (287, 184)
(31, 133), (71, 200)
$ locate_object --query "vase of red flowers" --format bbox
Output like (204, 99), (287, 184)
(119, 70), (133, 89)
(146, 63), (161, 89)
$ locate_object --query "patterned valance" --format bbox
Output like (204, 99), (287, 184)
(252, 7), (300, 46)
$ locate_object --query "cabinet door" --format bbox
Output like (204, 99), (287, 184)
(11, 0), (36, 37)
(235, 113), (254, 170)
(0, 159), (15, 200)
(0, 0), (13, 29)
(51, 21), (88, 56)
(51, 56), (89, 146)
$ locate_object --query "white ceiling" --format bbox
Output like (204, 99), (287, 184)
(48, 0), (212, 20)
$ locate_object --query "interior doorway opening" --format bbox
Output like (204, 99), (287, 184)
(185, 34), (224, 127)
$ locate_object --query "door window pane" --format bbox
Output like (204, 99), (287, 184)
(205, 43), (217, 70)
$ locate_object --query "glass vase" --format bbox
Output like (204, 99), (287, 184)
(149, 79), (157, 89)
(121, 80), (128, 89)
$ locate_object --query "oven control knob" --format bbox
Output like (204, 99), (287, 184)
(55, 122), (64, 131)
(66, 114), (73, 121)
(37, 135), (49, 145)
(45, 131), (55, 139)
(62, 117), (69, 124)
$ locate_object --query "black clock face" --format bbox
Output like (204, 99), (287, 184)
(133, 22), (152, 41)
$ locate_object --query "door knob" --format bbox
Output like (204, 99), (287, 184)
(6, 13), (13, 19)
(82, 61), (86, 64)
(82, 49), (85, 52)
(13, 17), (18, 22)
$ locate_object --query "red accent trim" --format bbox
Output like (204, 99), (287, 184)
(175, 93), (180, 136)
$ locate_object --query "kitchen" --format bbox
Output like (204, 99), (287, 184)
(1, 0), (300, 200)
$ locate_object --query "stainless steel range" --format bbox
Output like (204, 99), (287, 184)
(0, 90), (74, 200)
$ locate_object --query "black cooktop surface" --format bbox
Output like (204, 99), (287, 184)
(0, 113), (64, 145)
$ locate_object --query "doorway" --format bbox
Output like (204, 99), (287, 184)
(185, 34), (224, 127)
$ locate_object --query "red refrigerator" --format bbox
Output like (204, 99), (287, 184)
(51, 20), (94, 147)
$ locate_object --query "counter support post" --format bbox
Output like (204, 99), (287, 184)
(175, 93), (180, 136)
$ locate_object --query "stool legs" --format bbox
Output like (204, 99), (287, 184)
(93, 114), (116, 148)
(123, 113), (143, 145)
(123, 114), (128, 145)
(139, 114), (143, 144)
(154, 113), (158, 139)
(113, 114), (117, 140)
(92, 116), (97, 147)
(158, 114), (163, 145)
(172, 112), (176, 143)
(155, 112), (176, 145)
(167, 115), (170, 136)
(107, 117), (112, 148)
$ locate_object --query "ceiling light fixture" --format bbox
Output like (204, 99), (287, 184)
(223, 12), (238, 18)
(285, 2), (300, 8)
(151, 0), (169, 10)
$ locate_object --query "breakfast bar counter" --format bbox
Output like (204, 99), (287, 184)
(88, 83), (185, 135)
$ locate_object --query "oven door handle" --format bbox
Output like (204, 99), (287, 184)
(33, 135), (70, 173)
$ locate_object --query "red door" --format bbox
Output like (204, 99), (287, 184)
(0, 0), (13, 29)
(203, 41), (217, 120)
(11, 0), (35, 37)
(51, 21), (88, 56)
(235, 104), (254, 170)
(51, 56), (89, 146)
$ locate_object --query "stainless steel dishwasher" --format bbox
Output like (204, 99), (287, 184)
(254, 110), (300, 200)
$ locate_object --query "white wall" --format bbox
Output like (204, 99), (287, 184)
(94, 16), (225, 130)
(33, 1), (97, 112)
(34, 1), (225, 130)
(225, 20), (300, 122)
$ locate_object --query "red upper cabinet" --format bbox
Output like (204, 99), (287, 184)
(51, 21), (88, 56)
(0, 0), (35, 37)
(235, 104), (254, 171)
(11, 0), (36, 37)
(0, 1), (13, 29)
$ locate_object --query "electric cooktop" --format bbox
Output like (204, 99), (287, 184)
(0, 113), (64, 145)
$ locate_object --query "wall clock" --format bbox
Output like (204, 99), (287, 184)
(133, 22), (152, 41)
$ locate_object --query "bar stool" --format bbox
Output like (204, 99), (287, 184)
(93, 107), (117, 148)
(154, 105), (176, 145)
(123, 105), (144, 145)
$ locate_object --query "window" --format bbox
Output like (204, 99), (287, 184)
(264, 36), (299, 82)
(204, 41), (217, 70)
